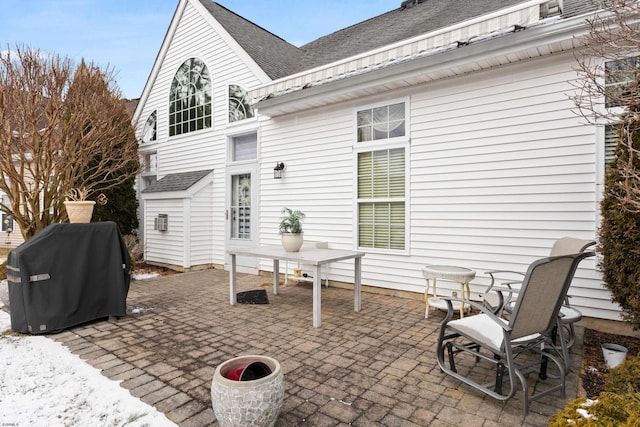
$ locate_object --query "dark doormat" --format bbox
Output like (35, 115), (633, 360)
(237, 289), (269, 304)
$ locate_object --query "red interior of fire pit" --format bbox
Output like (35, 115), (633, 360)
(223, 361), (272, 381)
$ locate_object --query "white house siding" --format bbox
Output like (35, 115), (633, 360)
(1, 228), (23, 248)
(0, 213), (24, 248)
(144, 199), (186, 266)
(190, 183), (215, 266)
(257, 108), (358, 283)
(257, 50), (619, 320)
(137, 1), (265, 267)
(408, 52), (614, 320)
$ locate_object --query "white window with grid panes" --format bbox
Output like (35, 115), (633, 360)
(169, 58), (212, 137)
(354, 99), (409, 252)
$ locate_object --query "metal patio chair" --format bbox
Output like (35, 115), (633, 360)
(480, 237), (595, 370)
(436, 251), (594, 416)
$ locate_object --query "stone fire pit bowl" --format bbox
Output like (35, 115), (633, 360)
(211, 355), (284, 427)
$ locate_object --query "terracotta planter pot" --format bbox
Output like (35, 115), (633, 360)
(64, 201), (96, 223)
(211, 355), (284, 427)
(281, 233), (303, 252)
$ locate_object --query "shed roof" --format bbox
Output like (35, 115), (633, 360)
(142, 169), (213, 193)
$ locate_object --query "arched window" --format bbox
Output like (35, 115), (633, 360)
(142, 110), (157, 143)
(229, 84), (254, 122)
(169, 58), (212, 136)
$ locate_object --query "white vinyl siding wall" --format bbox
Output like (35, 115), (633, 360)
(409, 53), (608, 318)
(190, 183), (215, 266)
(258, 108), (359, 284)
(144, 199), (186, 266)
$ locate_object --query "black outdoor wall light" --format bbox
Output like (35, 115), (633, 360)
(273, 162), (285, 179)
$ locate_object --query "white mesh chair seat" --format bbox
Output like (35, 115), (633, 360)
(447, 313), (541, 353)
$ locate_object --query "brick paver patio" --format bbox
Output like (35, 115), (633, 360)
(48, 268), (582, 426)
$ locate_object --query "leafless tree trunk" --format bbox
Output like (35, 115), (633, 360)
(0, 45), (140, 239)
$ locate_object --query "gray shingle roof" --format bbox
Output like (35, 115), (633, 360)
(142, 169), (213, 193)
(205, 0), (593, 79)
(198, 0), (301, 79)
(297, 0), (528, 70)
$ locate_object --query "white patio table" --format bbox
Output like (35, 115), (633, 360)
(227, 245), (364, 328)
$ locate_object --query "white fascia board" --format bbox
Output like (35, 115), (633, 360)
(187, 171), (215, 195)
(141, 191), (189, 200)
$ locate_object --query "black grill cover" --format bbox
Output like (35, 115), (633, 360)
(7, 222), (131, 334)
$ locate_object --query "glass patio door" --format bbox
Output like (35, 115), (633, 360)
(230, 173), (252, 240)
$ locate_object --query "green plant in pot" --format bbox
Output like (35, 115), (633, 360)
(279, 207), (305, 252)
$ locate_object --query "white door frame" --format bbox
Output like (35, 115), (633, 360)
(225, 162), (259, 273)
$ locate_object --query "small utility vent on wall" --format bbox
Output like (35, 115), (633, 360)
(154, 214), (168, 232)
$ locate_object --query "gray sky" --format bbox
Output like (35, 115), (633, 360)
(1, 0), (399, 99)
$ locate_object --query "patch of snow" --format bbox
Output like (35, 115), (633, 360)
(575, 399), (598, 421)
(132, 272), (160, 280)
(0, 310), (177, 426)
(576, 408), (594, 419)
(131, 307), (154, 314)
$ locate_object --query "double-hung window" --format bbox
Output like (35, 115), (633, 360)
(355, 99), (409, 252)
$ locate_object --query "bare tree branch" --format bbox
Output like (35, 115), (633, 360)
(0, 45), (140, 238)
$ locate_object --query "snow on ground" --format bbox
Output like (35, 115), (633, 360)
(0, 308), (177, 427)
(131, 271), (160, 280)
